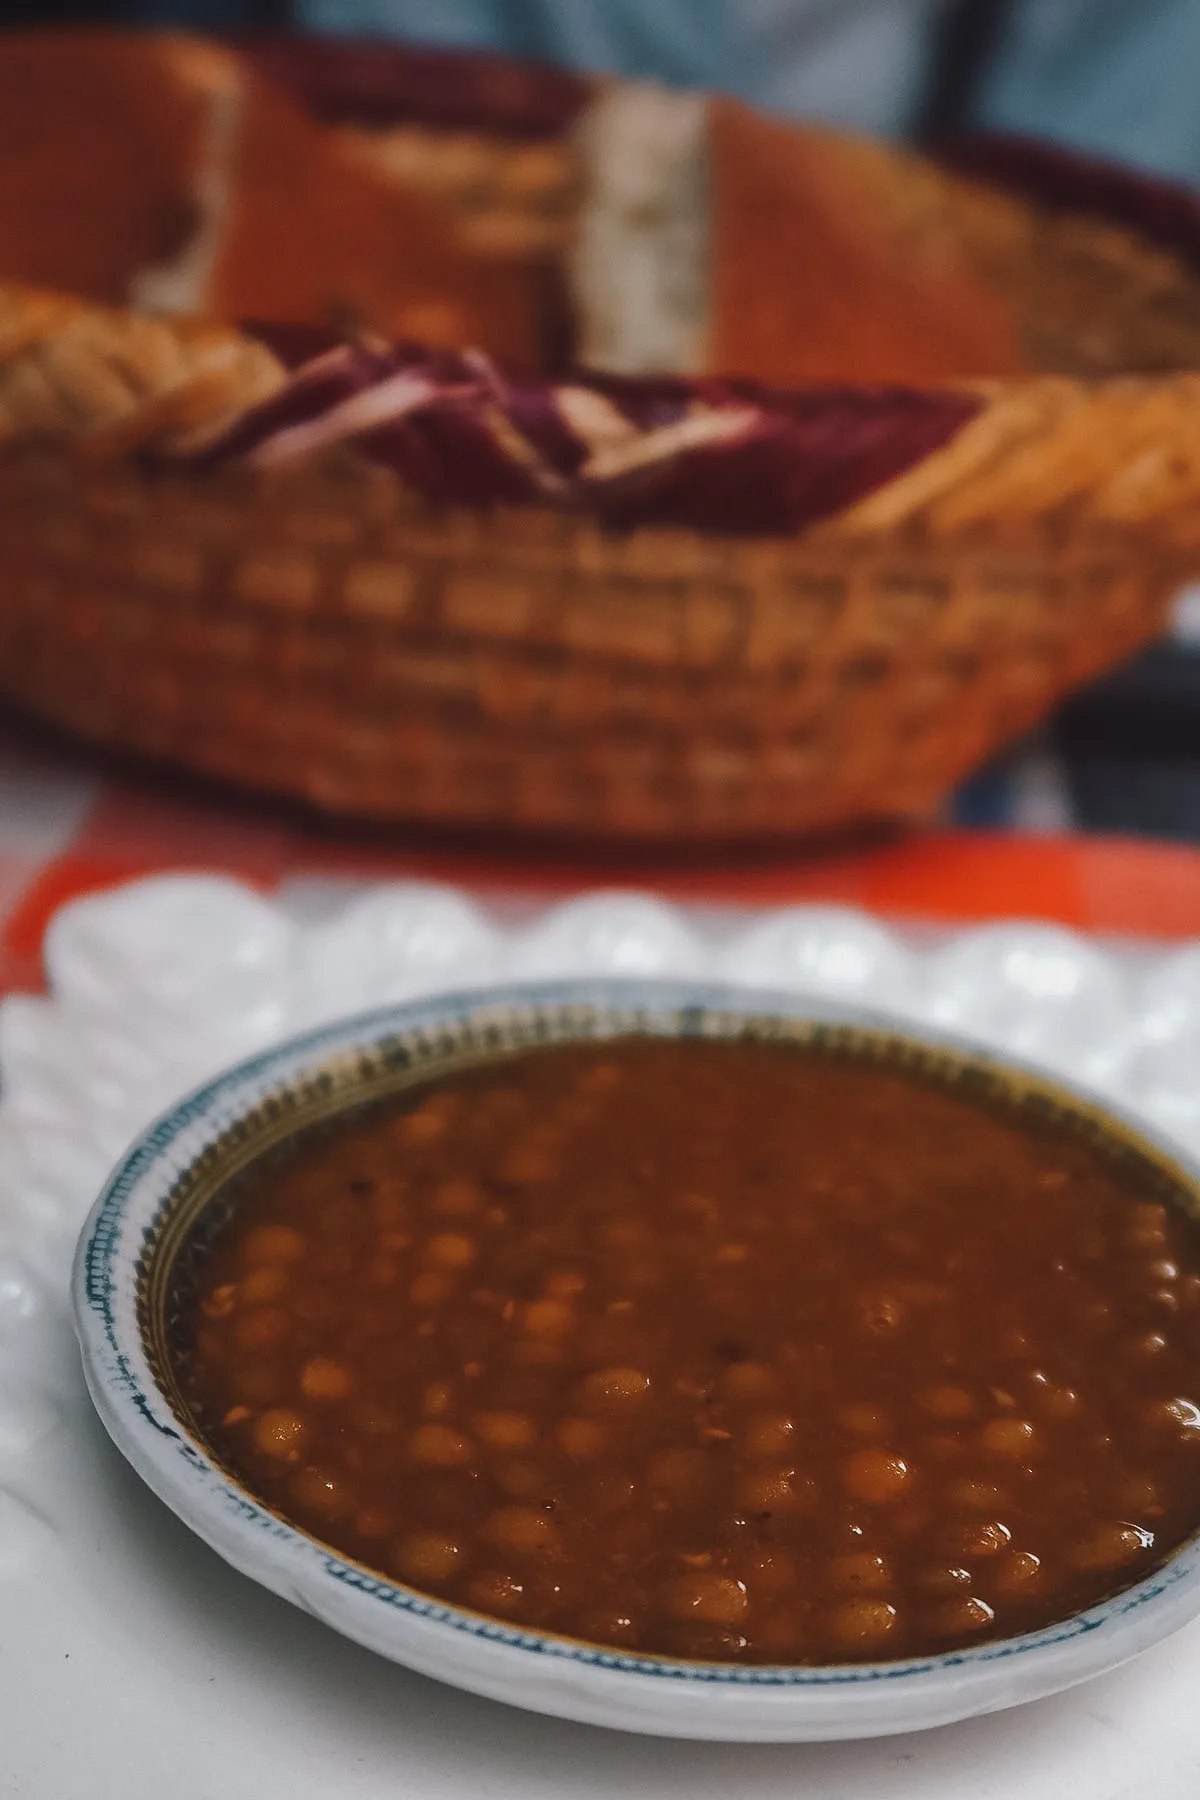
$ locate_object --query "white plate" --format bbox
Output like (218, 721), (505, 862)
(5, 876), (1200, 1792)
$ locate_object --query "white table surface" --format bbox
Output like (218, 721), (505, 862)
(5, 876), (1200, 1794)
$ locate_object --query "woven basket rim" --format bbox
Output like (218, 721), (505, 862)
(4, 279), (1200, 556)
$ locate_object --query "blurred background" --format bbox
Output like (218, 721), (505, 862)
(1, 0), (1199, 847)
(4, 0), (1198, 181)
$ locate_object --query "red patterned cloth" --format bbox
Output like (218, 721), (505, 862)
(208, 336), (980, 536)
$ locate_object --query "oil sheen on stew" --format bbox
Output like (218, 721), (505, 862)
(181, 1037), (1200, 1664)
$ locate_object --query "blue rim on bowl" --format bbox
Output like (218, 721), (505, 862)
(71, 978), (1200, 1742)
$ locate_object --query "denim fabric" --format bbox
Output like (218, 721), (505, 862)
(978, 0), (1200, 185)
(292, 0), (1200, 179)
(295, 0), (941, 132)
(297, 0), (748, 94)
(734, 0), (942, 134)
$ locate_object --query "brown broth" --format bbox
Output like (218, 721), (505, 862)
(178, 1037), (1200, 1663)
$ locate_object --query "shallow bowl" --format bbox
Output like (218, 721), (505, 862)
(71, 978), (1200, 1742)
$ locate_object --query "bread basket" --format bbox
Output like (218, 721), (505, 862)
(3, 32), (1200, 843)
(1, 268), (1199, 843)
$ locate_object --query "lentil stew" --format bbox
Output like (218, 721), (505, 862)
(175, 1035), (1200, 1665)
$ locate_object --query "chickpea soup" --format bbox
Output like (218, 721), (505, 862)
(176, 1036), (1200, 1665)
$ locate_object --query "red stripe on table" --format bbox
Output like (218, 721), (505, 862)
(271, 831), (1086, 917)
(70, 785), (294, 881)
(1075, 839), (1200, 939)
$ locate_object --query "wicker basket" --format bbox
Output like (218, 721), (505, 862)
(0, 276), (1198, 841)
(5, 44), (1200, 842)
(0, 416), (1190, 843)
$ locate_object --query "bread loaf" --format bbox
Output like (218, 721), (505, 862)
(0, 31), (549, 369)
(3, 33), (1200, 395)
(568, 84), (1200, 386)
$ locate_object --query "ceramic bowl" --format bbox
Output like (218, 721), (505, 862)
(71, 977), (1200, 1743)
